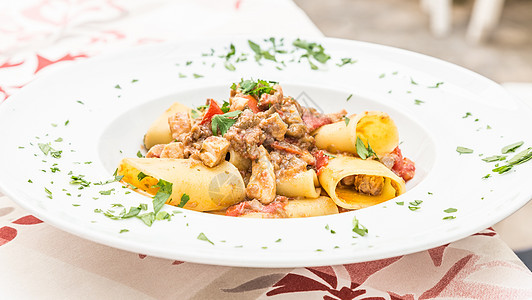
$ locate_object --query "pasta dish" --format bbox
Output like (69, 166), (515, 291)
(117, 79), (415, 218)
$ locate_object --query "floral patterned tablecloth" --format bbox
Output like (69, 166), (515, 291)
(1, 1), (531, 299)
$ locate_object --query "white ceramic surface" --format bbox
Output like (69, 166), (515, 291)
(1, 37), (531, 267)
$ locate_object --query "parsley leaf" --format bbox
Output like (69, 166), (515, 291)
(456, 146), (473, 154)
(136, 212), (155, 226)
(501, 141), (523, 154)
(220, 101), (230, 113)
(481, 155), (506, 162)
(236, 79), (276, 98)
(352, 216), (368, 237)
(137, 172), (147, 181)
(177, 193), (190, 208)
(293, 38), (331, 69)
(137, 150), (144, 158)
(197, 232), (214, 245)
(211, 110), (242, 136)
(337, 58), (357, 67)
(444, 208), (457, 213)
(355, 137), (377, 160)
(153, 179), (173, 214)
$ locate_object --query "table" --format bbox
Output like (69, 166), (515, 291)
(1, 1), (532, 299)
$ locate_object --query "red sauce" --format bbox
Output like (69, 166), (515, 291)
(390, 147), (416, 182)
(313, 150), (330, 175)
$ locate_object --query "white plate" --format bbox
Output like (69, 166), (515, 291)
(1, 37), (531, 268)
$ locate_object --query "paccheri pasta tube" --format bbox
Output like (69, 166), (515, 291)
(276, 169), (320, 199)
(118, 158), (245, 211)
(144, 102), (191, 150)
(314, 111), (399, 157)
(318, 156), (405, 209)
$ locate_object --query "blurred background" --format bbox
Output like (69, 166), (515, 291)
(294, 0), (532, 83)
(294, 0), (532, 268)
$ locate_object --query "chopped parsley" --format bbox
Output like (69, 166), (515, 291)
(224, 62), (236, 71)
(114, 84), (121, 89)
(156, 211), (171, 221)
(292, 38), (330, 70)
(152, 179), (173, 214)
(137, 150), (144, 158)
(396, 201), (404, 206)
(482, 155), (506, 162)
(137, 172), (148, 181)
(220, 101), (230, 113)
(99, 188), (115, 195)
(119, 229), (129, 233)
(193, 73), (203, 78)
(275, 238), (282, 243)
(444, 208), (457, 213)
(337, 58), (356, 67)
(346, 94), (353, 102)
(443, 216), (456, 220)
(197, 232), (214, 245)
(344, 116), (350, 126)
(70, 174), (90, 187)
(428, 82), (444, 88)
(410, 77), (418, 85)
(44, 187), (52, 199)
(137, 212), (155, 226)
(211, 110), (242, 136)
(491, 147), (532, 174)
(414, 99), (424, 105)
(355, 137), (378, 160)
(177, 193), (190, 208)
(456, 146), (473, 154)
(248, 40), (276, 62)
(379, 73), (385, 79)
(236, 79), (276, 98)
(501, 141), (523, 154)
(352, 216), (368, 237)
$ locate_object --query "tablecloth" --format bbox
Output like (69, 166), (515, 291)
(1, 1), (531, 299)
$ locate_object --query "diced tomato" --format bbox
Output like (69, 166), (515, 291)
(242, 95), (260, 113)
(200, 99), (224, 125)
(302, 112), (332, 132)
(313, 150), (330, 175)
(390, 147), (416, 182)
(225, 202), (246, 217)
(225, 199), (287, 217)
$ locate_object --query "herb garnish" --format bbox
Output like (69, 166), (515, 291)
(248, 40), (276, 62)
(152, 179), (173, 214)
(197, 232), (214, 245)
(344, 116), (350, 126)
(482, 155), (506, 162)
(177, 193), (190, 208)
(444, 208), (457, 213)
(456, 147), (473, 154)
(491, 147), (532, 174)
(355, 137), (378, 160)
(137, 150), (144, 158)
(137, 172), (147, 181)
(428, 82), (444, 88)
(346, 94), (353, 102)
(352, 216), (368, 237)
(337, 58), (356, 67)
(211, 110), (242, 136)
(236, 79), (277, 98)
(501, 141), (523, 154)
(220, 101), (231, 113)
(292, 38), (331, 70)
(414, 99), (424, 105)
(44, 187), (52, 199)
